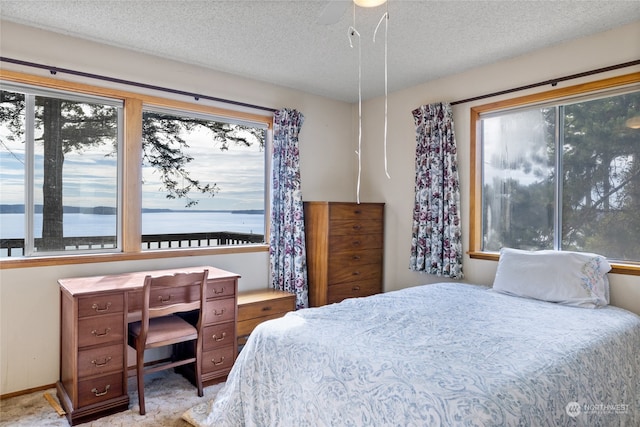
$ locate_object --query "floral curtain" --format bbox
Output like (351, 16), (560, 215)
(409, 102), (463, 279)
(270, 108), (308, 309)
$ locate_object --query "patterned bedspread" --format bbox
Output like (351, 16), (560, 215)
(185, 283), (640, 426)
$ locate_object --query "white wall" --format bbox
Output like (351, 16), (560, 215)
(0, 21), (354, 395)
(358, 20), (640, 311)
(2, 19), (640, 395)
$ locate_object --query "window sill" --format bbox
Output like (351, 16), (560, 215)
(0, 244), (269, 270)
(468, 251), (640, 276)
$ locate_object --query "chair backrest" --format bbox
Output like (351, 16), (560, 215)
(139, 270), (209, 340)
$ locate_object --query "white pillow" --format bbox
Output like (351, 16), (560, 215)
(492, 248), (611, 308)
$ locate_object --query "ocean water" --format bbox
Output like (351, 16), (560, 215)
(0, 211), (265, 239)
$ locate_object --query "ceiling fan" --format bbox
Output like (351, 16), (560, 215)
(317, 0), (388, 25)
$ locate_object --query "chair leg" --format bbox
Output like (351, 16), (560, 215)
(136, 347), (146, 415)
(195, 341), (203, 397)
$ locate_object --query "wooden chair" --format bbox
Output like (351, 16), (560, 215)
(128, 270), (209, 415)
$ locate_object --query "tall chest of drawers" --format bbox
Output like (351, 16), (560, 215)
(57, 266), (238, 425)
(304, 202), (384, 307)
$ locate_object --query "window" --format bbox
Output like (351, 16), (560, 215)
(471, 74), (640, 270)
(140, 107), (266, 250)
(0, 71), (272, 266)
(0, 84), (122, 257)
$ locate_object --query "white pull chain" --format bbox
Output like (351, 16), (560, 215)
(374, 10), (390, 179)
(348, 23), (362, 204)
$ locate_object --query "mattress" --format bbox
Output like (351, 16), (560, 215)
(184, 282), (640, 426)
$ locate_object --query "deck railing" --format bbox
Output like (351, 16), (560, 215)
(0, 231), (265, 257)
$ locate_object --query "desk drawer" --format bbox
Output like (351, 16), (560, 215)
(78, 343), (124, 377)
(150, 285), (199, 308)
(128, 285), (200, 313)
(206, 278), (236, 299)
(203, 297), (235, 324)
(202, 346), (235, 375)
(77, 372), (124, 408)
(78, 313), (124, 348)
(78, 294), (124, 318)
(202, 322), (235, 351)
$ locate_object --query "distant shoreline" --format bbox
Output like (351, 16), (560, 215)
(0, 205), (264, 215)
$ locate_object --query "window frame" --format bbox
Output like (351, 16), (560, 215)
(0, 70), (272, 269)
(469, 72), (640, 276)
(139, 104), (269, 250)
(2, 82), (126, 256)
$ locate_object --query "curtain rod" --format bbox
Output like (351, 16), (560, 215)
(450, 59), (640, 106)
(0, 56), (278, 113)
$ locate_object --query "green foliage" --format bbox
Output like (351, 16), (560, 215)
(141, 111), (264, 207)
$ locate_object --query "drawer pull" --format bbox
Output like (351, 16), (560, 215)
(213, 309), (225, 316)
(261, 306), (272, 312)
(352, 240), (361, 246)
(91, 328), (111, 337)
(354, 209), (362, 214)
(158, 295), (172, 304)
(352, 255), (361, 260)
(352, 225), (362, 230)
(91, 384), (111, 397)
(213, 287), (224, 295)
(212, 332), (226, 342)
(352, 286), (361, 291)
(91, 302), (112, 313)
(352, 271), (361, 276)
(91, 356), (112, 367)
(212, 356), (225, 366)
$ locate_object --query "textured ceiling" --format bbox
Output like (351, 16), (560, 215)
(1, 0), (639, 103)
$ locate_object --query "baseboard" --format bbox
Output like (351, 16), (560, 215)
(1, 383), (56, 400)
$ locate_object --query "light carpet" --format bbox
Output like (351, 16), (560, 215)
(0, 371), (223, 427)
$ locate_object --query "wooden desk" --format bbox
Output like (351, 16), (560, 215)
(56, 266), (239, 426)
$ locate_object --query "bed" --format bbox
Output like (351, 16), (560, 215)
(184, 250), (640, 426)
